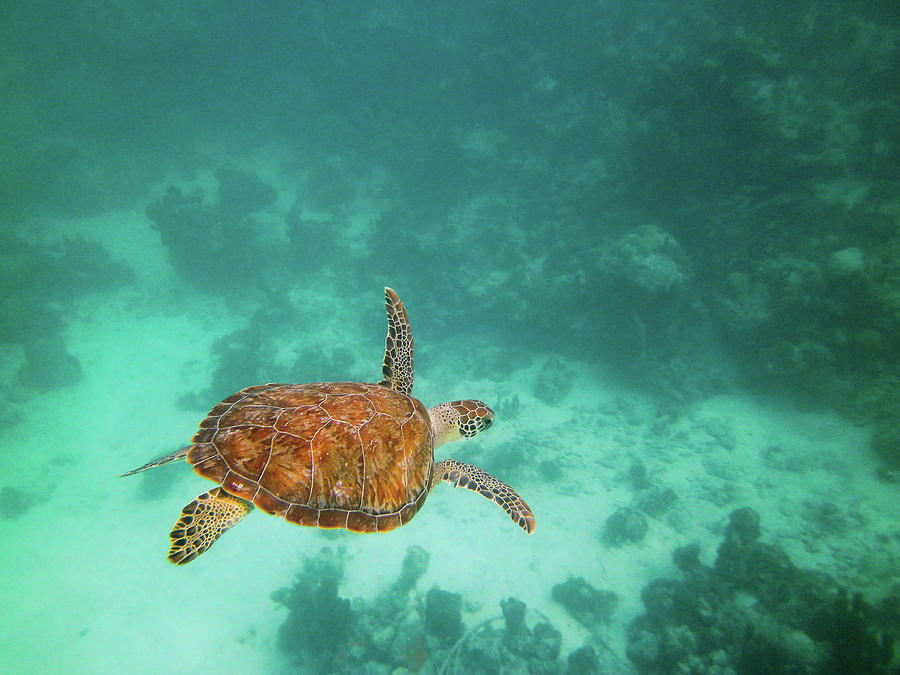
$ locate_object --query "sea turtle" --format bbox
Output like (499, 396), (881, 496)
(123, 288), (535, 564)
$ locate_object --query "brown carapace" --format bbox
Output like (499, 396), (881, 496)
(122, 288), (535, 564)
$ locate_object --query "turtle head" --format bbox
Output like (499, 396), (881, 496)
(429, 400), (494, 448)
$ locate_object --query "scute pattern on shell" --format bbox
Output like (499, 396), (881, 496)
(186, 382), (434, 533)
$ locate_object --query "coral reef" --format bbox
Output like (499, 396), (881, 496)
(273, 545), (433, 674)
(213, 166), (277, 216)
(273, 546), (601, 674)
(284, 209), (343, 274)
(6, 0), (900, 427)
(629, 461), (652, 490)
(567, 645), (601, 674)
(0, 235), (132, 392)
(0, 236), (133, 305)
(533, 357), (576, 406)
(635, 487), (678, 519)
(290, 345), (357, 386)
(175, 325), (266, 410)
(18, 335), (82, 392)
(596, 225), (691, 303)
(176, 289), (349, 409)
(425, 588), (463, 647)
(297, 157), (357, 214)
(602, 507), (648, 547)
(626, 507), (900, 674)
(0, 486), (38, 519)
(493, 394), (521, 421)
(538, 458), (563, 482)
(440, 598), (568, 675)
(271, 546), (353, 673)
(552, 577), (618, 629)
(146, 167), (275, 292)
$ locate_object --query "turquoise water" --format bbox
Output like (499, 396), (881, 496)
(2, 3), (898, 673)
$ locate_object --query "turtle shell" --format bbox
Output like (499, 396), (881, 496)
(185, 382), (434, 533)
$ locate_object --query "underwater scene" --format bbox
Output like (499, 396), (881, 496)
(2, 2), (899, 674)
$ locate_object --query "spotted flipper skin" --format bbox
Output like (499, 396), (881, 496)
(432, 459), (535, 533)
(379, 287), (414, 396)
(168, 487), (253, 564)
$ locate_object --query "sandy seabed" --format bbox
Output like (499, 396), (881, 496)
(1, 210), (897, 674)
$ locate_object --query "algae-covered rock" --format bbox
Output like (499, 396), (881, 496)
(271, 547), (352, 669)
(393, 545), (430, 596)
(533, 356), (576, 405)
(567, 644), (601, 674)
(627, 507), (898, 673)
(598, 224), (691, 299)
(146, 168), (275, 292)
(500, 597), (527, 635)
(0, 486), (37, 519)
(636, 486), (678, 518)
(602, 507), (648, 546)
(552, 577), (618, 628)
(18, 335), (82, 391)
(425, 587), (463, 646)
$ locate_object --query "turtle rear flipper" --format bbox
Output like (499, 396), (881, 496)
(168, 487), (253, 564)
(120, 446), (190, 477)
(432, 459), (535, 534)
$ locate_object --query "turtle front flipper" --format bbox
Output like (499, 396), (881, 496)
(379, 287), (414, 395)
(432, 459), (535, 534)
(168, 487), (253, 564)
